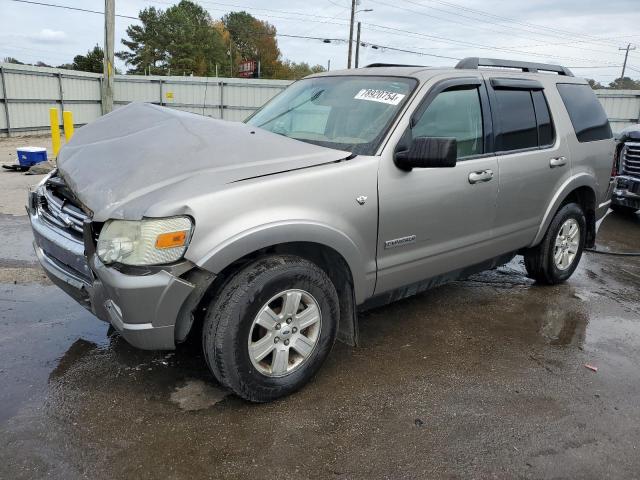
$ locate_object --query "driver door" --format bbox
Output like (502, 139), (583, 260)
(376, 77), (500, 294)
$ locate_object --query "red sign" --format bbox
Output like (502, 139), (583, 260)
(238, 60), (257, 78)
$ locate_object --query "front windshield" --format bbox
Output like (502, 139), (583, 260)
(246, 76), (417, 155)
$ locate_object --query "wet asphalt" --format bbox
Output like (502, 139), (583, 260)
(1, 210), (639, 480)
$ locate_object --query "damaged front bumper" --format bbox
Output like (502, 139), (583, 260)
(28, 186), (203, 350)
(613, 175), (640, 210)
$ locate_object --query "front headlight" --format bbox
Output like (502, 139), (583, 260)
(97, 216), (193, 266)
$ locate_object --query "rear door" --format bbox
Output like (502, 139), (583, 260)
(484, 75), (571, 253)
(376, 77), (501, 294)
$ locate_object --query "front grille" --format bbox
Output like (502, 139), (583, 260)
(38, 175), (89, 239)
(622, 142), (640, 178)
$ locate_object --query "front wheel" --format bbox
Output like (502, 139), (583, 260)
(524, 203), (586, 285)
(202, 255), (339, 402)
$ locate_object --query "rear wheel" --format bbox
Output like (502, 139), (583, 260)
(524, 203), (586, 285)
(202, 255), (339, 402)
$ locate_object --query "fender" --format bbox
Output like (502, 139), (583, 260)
(192, 220), (374, 304)
(530, 173), (597, 247)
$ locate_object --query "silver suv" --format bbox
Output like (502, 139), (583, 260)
(29, 58), (615, 402)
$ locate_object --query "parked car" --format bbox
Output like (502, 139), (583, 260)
(28, 58), (615, 402)
(612, 124), (640, 214)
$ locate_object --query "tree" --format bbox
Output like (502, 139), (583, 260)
(587, 78), (604, 90)
(118, 1), (226, 76)
(222, 11), (281, 78)
(608, 76), (640, 90)
(278, 60), (326, 80)
(164, 1), (226, 76)
(118, 6), (168, 74)
(68, 45), (104, 73)
(3, 57), (24, 64)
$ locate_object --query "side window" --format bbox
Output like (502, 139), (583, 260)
(531, 90), (555, 147)
(412, 87), (483, 158)
(494, 89), (538, 151)
(557, 83), (612, 143)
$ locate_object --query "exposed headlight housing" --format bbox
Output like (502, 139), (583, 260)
(97, 216), (193, 266)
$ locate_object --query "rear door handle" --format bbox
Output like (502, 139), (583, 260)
(468, 169), (494, 184)
(550, 156), (567, 168)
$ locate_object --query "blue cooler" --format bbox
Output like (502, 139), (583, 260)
(17, 147), (48, 167)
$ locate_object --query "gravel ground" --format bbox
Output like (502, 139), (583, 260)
(0, 135), (639, 479)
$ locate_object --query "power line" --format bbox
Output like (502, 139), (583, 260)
(412, 0), (622, 48)
(8, 0), (139, 19)
(362, 22), (621, 66)
(370, 0), (623, 58)
(147, 0), (351, 23)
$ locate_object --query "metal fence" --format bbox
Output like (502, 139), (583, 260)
(0, 62), (291, 136)
(1, 62), (639, 136)
(593, 89), (640, 133)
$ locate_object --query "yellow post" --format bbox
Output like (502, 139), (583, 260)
(49, 108), (61, 157)
(62, 110), (74, 142)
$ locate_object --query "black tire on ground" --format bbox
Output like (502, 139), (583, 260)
(524, 203), (586, 285)
(202, 254), (339, 402)
(610, 204), (638, 215)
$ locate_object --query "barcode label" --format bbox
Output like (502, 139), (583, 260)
(354, 89), (406, 105)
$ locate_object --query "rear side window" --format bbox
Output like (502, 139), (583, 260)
(494, 89), (538, 151)
(557, 84), (612, 142)
(531, 91), (555, 147)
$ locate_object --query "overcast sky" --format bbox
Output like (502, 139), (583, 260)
(1, 0), (639, 83)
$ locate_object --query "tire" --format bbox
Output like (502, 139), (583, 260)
(524, 203), (586, 285)
(611, 204), (638, 215)
(202, 254), (339, 402)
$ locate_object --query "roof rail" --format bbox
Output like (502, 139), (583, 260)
(455, 57), (574, 77)
(363, 63), (425, 68)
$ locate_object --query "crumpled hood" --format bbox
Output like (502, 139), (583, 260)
(57, 102), (349, 221)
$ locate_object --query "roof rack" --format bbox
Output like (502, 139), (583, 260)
(455, 57), (574, 77)
(363, 63), (425, 68)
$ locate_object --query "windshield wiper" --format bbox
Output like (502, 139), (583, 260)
(257, 90), (324, 128)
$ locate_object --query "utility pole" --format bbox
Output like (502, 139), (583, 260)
(355, 22), (361, 68)
(327, 59), (331, 71)
(102, 0), (115, 114)
(347, 0), (356, 68)
(619, 43), (636, 80)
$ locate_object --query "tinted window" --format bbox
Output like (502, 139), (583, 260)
(532, 90), (555, 147)
(494, 89), (537, 151)
(412, 87), (483, 158)
(557, 83), (612, 142)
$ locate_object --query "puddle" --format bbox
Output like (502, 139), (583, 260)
(169, 379), (228, 411)
(0, 282), (108, 423)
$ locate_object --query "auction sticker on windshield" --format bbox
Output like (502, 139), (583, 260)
(354, 89), (406, 105)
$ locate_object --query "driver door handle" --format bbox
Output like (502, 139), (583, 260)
(550, 156), (567, 168)
(468, 169), (494, 184)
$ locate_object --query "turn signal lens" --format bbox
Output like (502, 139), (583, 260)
(155, 231), (187, 249)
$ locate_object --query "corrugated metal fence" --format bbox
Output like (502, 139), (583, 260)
(594, 90), (640, 133)
(0, 62), (291, 136)
(1, 62), (639, 136)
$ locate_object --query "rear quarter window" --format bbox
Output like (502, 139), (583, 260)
(557, 83), (612, 143)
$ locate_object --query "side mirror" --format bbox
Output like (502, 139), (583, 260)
(394, 137), (457, 171)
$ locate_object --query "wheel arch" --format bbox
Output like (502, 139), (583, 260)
(532, 174), (598, 248)
(190, 229), (368, 346)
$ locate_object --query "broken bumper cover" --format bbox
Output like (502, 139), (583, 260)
(29, 206), (196, 350)
(613, 175), (640, 210)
